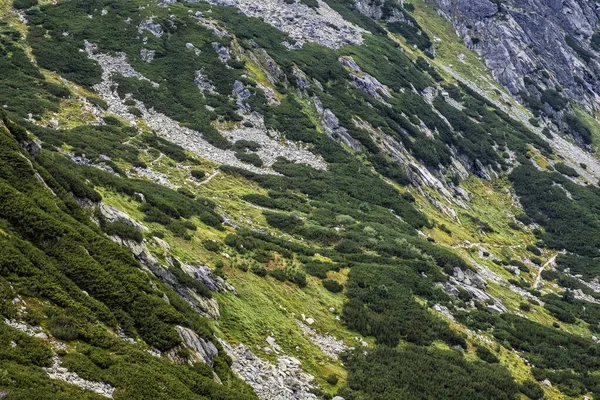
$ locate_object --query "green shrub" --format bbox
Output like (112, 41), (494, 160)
(475, 346), (499, 364)
(13, 0), (38, 10)
(519, 380), (544, 400)
(269, 269), (287, 282)
(233, 140), (261, 152)
(101, 221), (143, 243)
(323, 279), (343, 293)
(526, 245), (542, 256)
(235, 151), (263, 167)
(203, 239), (221, 253)
(530, 257), (542, 266)
(191, 169), (206, 180)
(554, 162), (579, 177)
(251, 264), (268, 277)
(326, 374), (339, 385)
(48, 314), (80, 342)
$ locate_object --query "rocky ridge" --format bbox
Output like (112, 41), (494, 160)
(441, 64), (600, 185)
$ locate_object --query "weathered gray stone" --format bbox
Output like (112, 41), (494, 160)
(138, 18), (163, 38)
(219, 339), (319, 400)
(139, 48), (155, 62)
(45, 356), (115, 398)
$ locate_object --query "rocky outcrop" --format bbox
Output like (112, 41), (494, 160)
(354, 0), (408, 23)
(250, 49), (286, 86)
(138, 17), (163, 38)
(21, 139), (41, 157)
(445, 267), (508, 313)
(312, 96), (365, 151)
(139, 48), (155, 62)
(98, 203), (148, 231)
(232, 80), (252, 111)
(194, 69), (217, 94)
(166, 326), (219, 366)
(433, 0), (600, 112)
(441, 63), (600, 184)
(339, 56), (392, 100)
(113, 239), (222, 319)
(212, 42), (232, 63)
(218, 339), (319, 400)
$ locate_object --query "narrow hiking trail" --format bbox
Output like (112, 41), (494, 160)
(534, 254), (558, 289)
(196, 170), (220, 186)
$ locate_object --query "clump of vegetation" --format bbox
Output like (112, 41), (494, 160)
(322, 279), (343, 293)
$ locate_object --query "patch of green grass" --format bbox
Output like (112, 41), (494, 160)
(37, 70), (104, 128)
(573, 105), (600, 158)
(214, 267), (368, 393)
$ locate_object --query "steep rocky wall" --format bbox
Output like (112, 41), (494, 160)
(431, 0), (600, 112)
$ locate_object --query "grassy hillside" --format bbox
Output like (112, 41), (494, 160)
(2, 0), (600, 399)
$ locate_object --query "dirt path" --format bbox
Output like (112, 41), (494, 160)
(534, 254), (557, 289)
(196, 170), (220, 186)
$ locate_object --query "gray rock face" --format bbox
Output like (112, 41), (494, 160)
(232, 80), (252, 111)
(21, 139), (41, 156)
(353, 0), (408, 22)
(339, 56), (391, 100)
(194, 69), (217, 94)
(434, 0), (600, 112)
(354, 0), (383, 19)
(167, 326), (219, 366)
(99, 203), (148, 232)
(447, 267), (508, 313)
(212, 42), (232, 63)
(250, 49), (286, 85)
(313, 96), (365, 151)
(122, 243), (222, 319)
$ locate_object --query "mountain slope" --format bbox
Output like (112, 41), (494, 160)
(3, 0), (600, 399)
